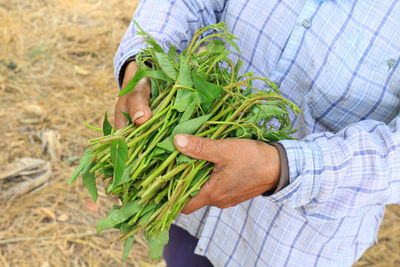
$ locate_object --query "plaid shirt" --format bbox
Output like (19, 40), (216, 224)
(114, 1), (400, 266)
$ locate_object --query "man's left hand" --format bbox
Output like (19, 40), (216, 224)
(173, 134), (281, 214)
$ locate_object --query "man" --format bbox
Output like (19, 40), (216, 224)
(113, 1), (400, 266)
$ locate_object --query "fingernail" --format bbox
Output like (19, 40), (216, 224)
(175, 134), (188, 148)
(132, 111), (144, 122)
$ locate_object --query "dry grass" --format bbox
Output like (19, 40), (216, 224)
(0, 0), (398, 266)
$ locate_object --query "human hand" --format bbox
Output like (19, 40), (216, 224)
(114, 61), (152, 129)
(173, 134), (281, 214)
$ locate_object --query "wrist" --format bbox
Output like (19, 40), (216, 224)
(262, 142), (289, 196)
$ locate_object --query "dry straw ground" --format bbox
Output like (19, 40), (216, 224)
(0, 0), (398, 266)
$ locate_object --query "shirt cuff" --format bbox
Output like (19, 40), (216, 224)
(266, 139), (323, 205)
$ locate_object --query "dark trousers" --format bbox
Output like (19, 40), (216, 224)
(163, 224), (214, 267)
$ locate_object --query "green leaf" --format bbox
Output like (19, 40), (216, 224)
(226, 37), (240, 53)
(263, 130), (281, 141)
(176, 154), (193, 164)
(141, 203), (157, 217)
(68, 148), (92, 184)
(133, 20), (164, 53)
(206, 39), (226, 52)
(173, 89), (193, 112)
(122, 236), (135, 262)
(147, 229), (169, 260)
(180, 99), (196, 123)
(180, 92), (201, 123)
(157, 136), (175, 152)
(189, 169), (206, 188)
(157, 115), (209, 152)
(193, 73), (223, 111)
(177, 55), (193, 87)
(153, 147), (165, 156)
(118, 68), (147, 96)
(81, 162), (98, 202)
(118, 164), (133, 187)
(103, 112), (112, 136)
(171, 114), (211, 137)
(119, 222), (130, 233)
(155, 52), (177, 80)
(97, 200), (143, 233)
(147, 69), (173, 82)
(121, 111), (132, 125)
(258, 105), (287, 117)
(102, 165), (114, 177)
(150, 78), (159, 102)
(168, 43), (176, 62)
(110, 139), (129, 191)
(140, 211), (154, 226)
(234, 59), (243, 77)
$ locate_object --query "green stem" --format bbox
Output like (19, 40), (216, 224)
(138, 163), (190, 203)
(140, 150), (180, 189)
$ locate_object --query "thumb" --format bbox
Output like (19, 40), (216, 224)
(174, 134), (221, 163)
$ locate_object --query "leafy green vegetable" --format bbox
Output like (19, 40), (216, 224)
(177, 56), (193, 87)
(68, 148), (92, 184)
(121, 111), (132, 125)
(156, 136), (175, 152)
(81, 162), (98, 202)
(147, 230), (169, 260)
(155, 52), (177, 80)
(103, 112), (113, 136)
(110, 139), (129, 191)
(174, 89), (194, 112)
(147, 69), (173, 82)
(180, 92), (201, 123)
(168, 43), (177, 62)
(118, 68), (148, 96)
(97, 200), (142, 233)
(71, 22), (301, 260)
(171, 114), (211, 136)
(192, 73), (223, 111)
(122, 236), (135, 262)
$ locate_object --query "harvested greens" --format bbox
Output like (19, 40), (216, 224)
(69, 22), (300, 260)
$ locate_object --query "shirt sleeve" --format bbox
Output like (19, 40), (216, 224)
(113, 0), (227, 88)
(269, 114), (400, 223)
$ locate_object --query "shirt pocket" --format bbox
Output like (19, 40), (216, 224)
(307, 25), (400, 132)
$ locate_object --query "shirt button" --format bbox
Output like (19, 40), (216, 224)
(302, 19), (311, 28)
(387, 58), (397, 68)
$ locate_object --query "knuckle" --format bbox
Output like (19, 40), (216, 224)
(192, 137), (206, 155)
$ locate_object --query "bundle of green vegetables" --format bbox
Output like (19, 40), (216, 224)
(68, 22), (300, 260)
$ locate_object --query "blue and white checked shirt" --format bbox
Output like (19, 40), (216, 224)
(114, 1), (400, 266)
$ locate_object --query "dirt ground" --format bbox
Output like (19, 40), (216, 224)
(0, 0), (398, 266)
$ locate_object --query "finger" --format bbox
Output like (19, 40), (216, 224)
(126, 78), (152, 126)
(121, 61), (152, 126)
(181, 181), (212, 214)
(114, 97), (128, 130)
(174, 134), (222, 163)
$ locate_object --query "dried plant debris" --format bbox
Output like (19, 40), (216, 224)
(0, 157), (51, 201)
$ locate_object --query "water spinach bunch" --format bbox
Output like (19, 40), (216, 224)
(68, 22), (300, 260)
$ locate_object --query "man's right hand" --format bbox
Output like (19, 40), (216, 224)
(114, 61), (152, 129)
